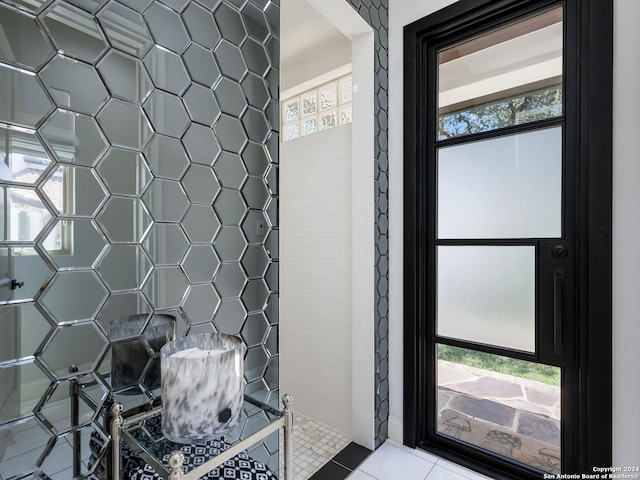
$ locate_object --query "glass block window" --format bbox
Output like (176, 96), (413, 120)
(282, 73), (352, 141)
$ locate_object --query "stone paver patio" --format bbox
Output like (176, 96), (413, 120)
(437, 361), (561, 474)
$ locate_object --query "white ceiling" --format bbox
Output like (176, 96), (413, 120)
(280, 0), (348, 65)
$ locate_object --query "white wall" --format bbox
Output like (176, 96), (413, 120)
(387, 0), (457, 444)
(280, 35), (351, 92)
(280, 0), (376, 448)
(280, 126), (353, 433)
(388, 0), (640, 465)
(611, 0), (640, 465)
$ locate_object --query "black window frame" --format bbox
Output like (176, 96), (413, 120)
(403, 0), (612, 477)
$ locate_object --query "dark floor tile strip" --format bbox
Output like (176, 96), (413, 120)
(332, 442), (373, 471)
(308, 441), (373, 480)
(308, 460), (352, 480)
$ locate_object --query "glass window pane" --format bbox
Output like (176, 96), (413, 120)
(285, 123), (299, 141)
(320, 109), (337, 130)
(284, 99), (299, 122)
(302, 118), (316, 136)
(339, 76), (352, 104)
(437, 344), (560, 474)
(438, 126), (562, 239)
(319, 81), (337, 110)
(438, 7), (563, 139)
(437, 246), (535, 352)
(339, 105), (352, 125)
(301, 90), (317, 117)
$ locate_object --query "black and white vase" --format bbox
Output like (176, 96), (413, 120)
(110, 313), (176, 392)
(160, 333), (244, 444)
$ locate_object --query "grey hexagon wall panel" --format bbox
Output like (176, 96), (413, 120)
(0, 0), (279, 477)
(346, 0), (390, 448)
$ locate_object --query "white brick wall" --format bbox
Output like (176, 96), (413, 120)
(280, 125), (354, 434)
(280, 1), (375, 447)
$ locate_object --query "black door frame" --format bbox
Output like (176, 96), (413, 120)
(403, 0), (612, 478)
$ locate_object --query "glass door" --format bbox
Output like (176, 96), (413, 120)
(429, 4), (574, 476)
(405, 0), (613, 476)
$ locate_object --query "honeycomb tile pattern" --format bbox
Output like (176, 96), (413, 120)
(0, 0), (280, 477)
(344, 0), (390, 449)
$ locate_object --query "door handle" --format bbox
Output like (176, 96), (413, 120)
(553, 269), (563, 354)
(0, 278), (24, 289)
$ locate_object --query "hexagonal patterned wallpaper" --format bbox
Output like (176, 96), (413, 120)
(0, 0), (279, 477)
(346, 0), (389, 448)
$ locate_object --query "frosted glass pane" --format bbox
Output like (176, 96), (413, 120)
(339, 76), (352, 104)
(437, 246), (535, 352)
(320, 109), (337, 130)
(438, 127), (562, 239)
(319, 81), (337, 110)
(302, 90), (317, 117)
(339, 105), (352, 125)
(285, 123), (299, 141)
(284, 99), (299, 122)
(302, 118), (316, 136)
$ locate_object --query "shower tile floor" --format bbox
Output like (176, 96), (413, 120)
(280, 412), (352, 480)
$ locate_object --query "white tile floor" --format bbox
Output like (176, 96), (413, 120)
(281, 412), (351, 479)
(346, 441), (493, 480)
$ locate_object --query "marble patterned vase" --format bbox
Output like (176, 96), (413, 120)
(161, 333), (244, 444)
(110, 313), (176, 392)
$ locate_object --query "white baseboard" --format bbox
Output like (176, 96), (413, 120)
(387, 414), (403, 444)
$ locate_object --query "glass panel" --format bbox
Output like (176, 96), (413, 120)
(39, 321), (107, 378)
(96, 99), (152, 150)
(438, 127), (562, 239)
(41, 1), (108, 64)
(0, 65), (53, 128)
(320, 109), (337, 131)
(0, 417), (50, 478)
(0, 3), (54, 71)
(1, 185), (51, 241)
(38, 109), (109, 166)
(97, 50), (153, 105)
(437, 344), (560, 474)
(285, 123), (298, 141)
(0, 304), (51, 362)
(183, 83), (220, 128)
(437, 246), (535, 352)
(143, 223), (189, 266)
(39, 55), (109, 116)
(284, 99), (299, 122)
(43, 219), (107, 270)
(143, 90), (190, 139)
(0, 124), (52, 184)
(142, 266), (189, 310)
(97, 1), (152, 57)
(339, 76), (352, 104)
(97, 245), (152, 290)
(42, 164), (108, 217)
(0, 246), (54, 303)
(212, 40), (247, 83)
(319, 81), (337, 110)
(339, 105), (352, 125)
(301, 91), (317, 117)
(302, 118), (316, 136)
(142, 2), (189, 54)
(0, 363), (50, 424)
(39, 270), (108, 324)
(97, 197), (151, 243)
(438, 7), (563, 139)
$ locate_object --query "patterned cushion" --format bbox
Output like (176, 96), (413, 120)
(89, 416), (276, 480)
(129, 450), (275, 480)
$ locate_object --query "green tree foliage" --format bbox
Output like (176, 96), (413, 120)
(438, 87), (563, 139)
